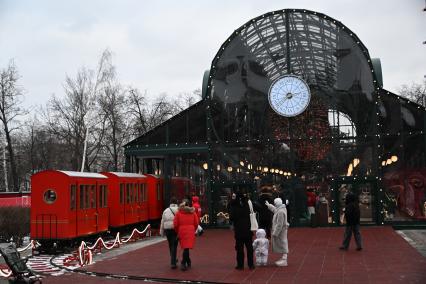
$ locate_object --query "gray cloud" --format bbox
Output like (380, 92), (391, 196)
(0, 0), (424, 109)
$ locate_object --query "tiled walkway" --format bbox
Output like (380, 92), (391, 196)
(397, 230), (426, 258)
(41, 226), (426, 283)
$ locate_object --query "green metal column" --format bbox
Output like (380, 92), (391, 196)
(206, 84), (214, 227)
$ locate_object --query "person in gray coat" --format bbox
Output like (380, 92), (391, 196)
(265, 197), (289, 266)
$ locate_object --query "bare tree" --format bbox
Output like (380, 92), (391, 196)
(0, 61), (27, 191)
(45, 69), (92, 170)
(127, 88), (149, 136)
(127, 90), (175, 137)
(172, 88), (202, 112)
(45, 49), (113, 171)
(398, 80), (426, 106)
(126, 88), (201, 140)
(21, 114), (66, 173)
(98, 81), (128, 171)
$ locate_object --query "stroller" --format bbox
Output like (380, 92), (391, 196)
(0, 241), (41, 284)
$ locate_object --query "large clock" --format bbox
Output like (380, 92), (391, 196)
(268, 75), (311, 117)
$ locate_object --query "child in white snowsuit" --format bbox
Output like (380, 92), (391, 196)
(252, 228), (269, 266)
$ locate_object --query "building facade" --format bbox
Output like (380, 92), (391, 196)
(124, 9), (426, 228)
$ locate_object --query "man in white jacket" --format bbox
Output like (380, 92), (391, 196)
(266, 198), (289, 266)
(160, 197), (179, 269)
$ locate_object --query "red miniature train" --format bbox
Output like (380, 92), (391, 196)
(30, 170), (176, 247)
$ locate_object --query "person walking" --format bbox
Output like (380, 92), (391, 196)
(159, 197), (179, 269)
(339, 192), (363, 251)
(174, 199), (199, 271)
(265, 198), (289, 266)
(229, 192), (255, 270)
(192, 195), (204, 236)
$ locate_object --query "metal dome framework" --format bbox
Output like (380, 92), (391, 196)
(208, 9), (380, 95)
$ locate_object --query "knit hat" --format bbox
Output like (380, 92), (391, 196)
(274, 198), (283, 207)
(256, 228), (266, 238)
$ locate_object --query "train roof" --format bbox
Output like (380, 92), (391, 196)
(58, 171), (108, 179)
(104, 172), (146, 178)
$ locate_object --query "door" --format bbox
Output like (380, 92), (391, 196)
(337, 180), (377, 225)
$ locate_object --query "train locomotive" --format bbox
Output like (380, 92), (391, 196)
(30, 170), (171, 248)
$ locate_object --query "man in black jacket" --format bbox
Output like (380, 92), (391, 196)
(229, 192), (254, 270)
(255, 188), (274, 238)
(340, 192), (363, 251)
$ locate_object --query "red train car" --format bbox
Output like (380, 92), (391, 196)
(145, 174), (164, 220)
(30, 171), (171, 247)
(30, 170), (109, 242)
(101, 172), (148, 228)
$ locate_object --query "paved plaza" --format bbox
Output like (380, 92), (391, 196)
(37, 226), (426, 284)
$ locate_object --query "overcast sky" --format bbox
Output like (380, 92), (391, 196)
(0, 0), (425, 109)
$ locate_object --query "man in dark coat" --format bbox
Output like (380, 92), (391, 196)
(229, 192), (254, 270)
(340, 192), (363, 251)
(255, 189), (274, 238)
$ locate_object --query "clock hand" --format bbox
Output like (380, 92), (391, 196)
(276, 97), (288, 108)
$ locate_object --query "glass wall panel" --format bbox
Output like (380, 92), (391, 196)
(338, 182), (376, 224)
(381, 93), (426, 222)
(382, 132), (426, 221)
(167, 153), (209, 223)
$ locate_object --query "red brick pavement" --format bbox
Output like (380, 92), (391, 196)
(41, 226), (426, 283)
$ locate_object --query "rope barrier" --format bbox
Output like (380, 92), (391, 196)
(0, 267), (12, 278)
(1, 224), (153, 278)
(78, 224), (151, 266)
(17, 240), (40, 254)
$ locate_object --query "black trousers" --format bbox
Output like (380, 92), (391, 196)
(165, 229), (178, 265)
(235, 237), (254, 268)
(342, 224), (362, 249)
(182, 248), (191, 266)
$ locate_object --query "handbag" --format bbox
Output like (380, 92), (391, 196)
(248, 200), (259, 231)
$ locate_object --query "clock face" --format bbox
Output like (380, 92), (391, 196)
(268, 75), (311, 117)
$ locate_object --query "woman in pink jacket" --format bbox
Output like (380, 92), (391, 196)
(174, 199), (199, 271)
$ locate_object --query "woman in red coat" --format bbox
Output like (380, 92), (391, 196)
(174, 199), (199, 271)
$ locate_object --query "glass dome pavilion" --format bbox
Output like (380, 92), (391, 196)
(125, 9), (426, 227)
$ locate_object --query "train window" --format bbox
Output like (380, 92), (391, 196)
(126, 183), (131, 204)
(142, 184), (146, 202)
(85, 185), (90, 209)
(119, 183), (124, 204)
(79, 185), (85, 209)
(91, 185), (96, 208)
(43, 189), (57, 204)
(98, 186), (103, 208)
(70, 185), (76, 210)
(104, 185), (108, 207)
(99, 185), (107, 208)
(135, 183), (139, 203)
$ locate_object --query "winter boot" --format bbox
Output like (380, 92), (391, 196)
(275, 254), (288, 267)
